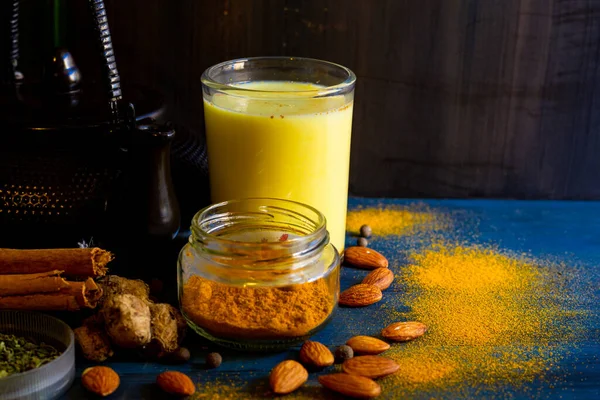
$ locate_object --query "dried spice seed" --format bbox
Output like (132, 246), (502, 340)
(161, 347), (191, 364)
(342, 355), (400, 379)
(381, 321), (428, 342)
(81, 366), (120, 397)
(319, 373), (382, 398)
(339, 284), (383, 307)
(344, 247), (389, 269)
(206, 352), (222, 368)
(360, 224), (372, 238)
(362, 268), (394, 290)
(156, 371), (195, 396)
(269, 360), (308, 394)
(299, 341), (334, 368)
(334, 345), (354, 363)
(346, 336), (390, 355)
(357, 237), (369, 247)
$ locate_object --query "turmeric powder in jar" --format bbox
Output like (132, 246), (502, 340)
(178, 198), (340, 351)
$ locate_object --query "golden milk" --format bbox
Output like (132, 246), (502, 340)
(203, 81), (353, 251)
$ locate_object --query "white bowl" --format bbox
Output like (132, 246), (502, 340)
(0, 311), (75, 400)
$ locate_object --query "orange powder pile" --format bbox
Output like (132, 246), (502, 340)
(182, 275), (334, 340)
(380, 243), (588, 397)
(345, 204), (448, 237)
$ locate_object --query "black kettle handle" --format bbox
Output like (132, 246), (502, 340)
(88, 0), (123, 126)
(1, 0), (20, 86)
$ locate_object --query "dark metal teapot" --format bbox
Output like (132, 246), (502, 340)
(0, 0), (180, 251)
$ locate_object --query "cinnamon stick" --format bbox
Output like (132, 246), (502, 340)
(0, 248), (112, 277)
(67, 278), (104, 309)
(0, 270), (70, 296)
(0, 278), (104, 311)
(0, 293), (82, 311)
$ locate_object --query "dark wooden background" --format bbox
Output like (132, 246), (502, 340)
(14, 0), (600, 199)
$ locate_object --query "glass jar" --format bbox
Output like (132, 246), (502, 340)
(178, 198), (340, 351)
(201, 57), (356, 252)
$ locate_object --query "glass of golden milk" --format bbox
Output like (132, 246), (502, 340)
(201, 57), (356, 252)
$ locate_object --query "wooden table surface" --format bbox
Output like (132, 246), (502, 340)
(62, 198), (600, 399)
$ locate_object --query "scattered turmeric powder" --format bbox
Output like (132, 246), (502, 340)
(345, 204), (447, 236)
(181, 276), (334, 340)
(381, 243), (587, 396)
(193, 378), (249, 400)
(390, 349), (458, 385)
(193, 377), (333, 400)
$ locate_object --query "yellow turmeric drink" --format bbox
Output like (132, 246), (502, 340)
(203, 81), (353, 252)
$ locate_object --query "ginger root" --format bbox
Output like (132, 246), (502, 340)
(101, 293), (152, 348)
(74, 324), (114, 362)
(99, 275), (150, 304)
(75, 275), (187, 361)
(149, 303), (187, 354)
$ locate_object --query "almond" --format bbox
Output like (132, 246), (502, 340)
(362, 268), (394, 290)
(299, 340), (334, 368)
(81, 366), (120, 397)
(342, 355), (400, 379)
(156, 371), (195, 396)
(346, 336), (390, 355)
(269, 360), (308, 394)
(339, 284), (383, 307)
(381, 321), (428, 342)
(344, 247), (388, 270)
(319, 373), (381, 398)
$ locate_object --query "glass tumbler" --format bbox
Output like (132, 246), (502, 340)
(201, 57), (356, 252)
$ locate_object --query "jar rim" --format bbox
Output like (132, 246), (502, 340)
(191, 197), (328, 253)
(186, 198), (337, 285)
(200, 56), (356, 98)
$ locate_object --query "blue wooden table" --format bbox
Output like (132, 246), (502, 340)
(62, 198), (600, 399)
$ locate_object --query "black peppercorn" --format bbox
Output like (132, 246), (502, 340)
(161, 347), (191, 364)
(360, 224), (372, 238)
(334, 345), (354, 363)
(357, 237), (368, 247)
(206, 352), (222, 369)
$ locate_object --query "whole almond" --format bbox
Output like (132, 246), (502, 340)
(346, 336), (390, 355)
(299, 340), (334, 368)
(269, 360), (308, 394)
(342, 355), (400, 379)
(319, 373), (381, 398)
(362, 268), (394, 290)
(81, 366), (120, 397)
(339, 284), (383, 307)
(344, 247), (389, 270)
(156, 371), (195, 396)
(381, 321), (428, 342)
